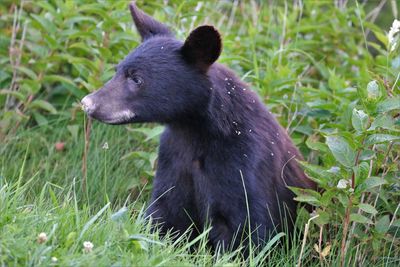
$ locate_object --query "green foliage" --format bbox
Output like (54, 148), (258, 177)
(1, 0), (399, 266)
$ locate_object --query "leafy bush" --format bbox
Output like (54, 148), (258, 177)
(0, 0), (399, 265)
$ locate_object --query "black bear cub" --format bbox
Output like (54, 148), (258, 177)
(81, 2), (316, 252)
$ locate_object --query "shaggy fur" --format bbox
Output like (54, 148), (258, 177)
(81, 2), (316, 252)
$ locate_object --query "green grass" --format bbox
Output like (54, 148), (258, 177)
(0, 116), (397, 266)
(0, 120), (309, 266)
(1, 0), (399, 266)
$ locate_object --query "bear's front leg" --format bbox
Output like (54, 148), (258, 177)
(207, 212), (243, 251)
(192, 162), (251, 251)
(145, 170), (201, 241)
(206, 205), (264, 256)
(192, 156), (269, 254)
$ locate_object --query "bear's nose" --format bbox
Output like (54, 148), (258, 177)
(81, 95), (96, 114)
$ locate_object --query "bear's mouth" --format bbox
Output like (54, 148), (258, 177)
(95, 110), (137, 125)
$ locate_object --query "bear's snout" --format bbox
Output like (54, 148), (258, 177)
(81, 95), (96, 115)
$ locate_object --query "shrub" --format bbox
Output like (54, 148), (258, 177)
(0, 1), (399, 265)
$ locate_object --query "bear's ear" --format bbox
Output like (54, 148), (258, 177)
(129, 2), (172, 41)
(181, 25), (222, 71)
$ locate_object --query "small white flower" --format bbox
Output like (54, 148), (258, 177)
(37, 232), (48, 244)
(83, 241), (94, 253)
(388, 19), (400, 51)
(102, 142), (109, 150)
(337, 179), (349, 189)
(51, 257), (58, 262)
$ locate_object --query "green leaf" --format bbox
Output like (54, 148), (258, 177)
(328, 70), (345, 92)
(391, 219), (400, 227)
(337, 193), (349, 207)
(69, 42), (96, 54)
(65, 231), (77, 248)
(32, 112), (48, 126)
(320, 190), (336, 206)
(31, 14), (57, 34)
(305, 136), (329, 152)
(289, 186), (321, 199)
(29, 100), (57, 114)
(369, 114), (395, 130)
(351, 108), (369, 132)
(365, 134), (400, 145)
(111, 206), (128, 221)
(79, 4), (110, 19)
(289, 187), (321, 205)
(376, 96), (400, 113)
(127, 126), (165, 142)
(357, 176), (387, 192)
(375, 215), (390, 234)
(20, 79), (41, 94)
(0, 90), (25, 101)
(326, 136), (356, 167)
(371, 29), (388, 47)
(16, 66), (38, 80)
(43, 75), (76, 86)
(358, 203), (378, 215)
(79, 203), (110, 240)
(67, 125), (79, 141)
(354, 162), (369, 186)
(294, 195), (320, 204)
(128, 234), (165, 246)
(314, 210), (330, 226)
(258, 232), (286, 254)
(297, 161), (334, 184)
(350, 213), (373, 224)
(149, 152), (158, 169)
(359, 150), (375, 161)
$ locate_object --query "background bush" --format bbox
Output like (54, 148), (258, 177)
(0, 0), (399, 266)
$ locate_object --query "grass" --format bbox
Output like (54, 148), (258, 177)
(0, 120), (309, 266)
(1, 0), (399, 266)
(0, 118), (396, 266)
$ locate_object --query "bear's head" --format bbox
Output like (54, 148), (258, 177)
(81, 2), (222, 125)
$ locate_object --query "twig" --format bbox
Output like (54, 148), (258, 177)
(359, 142), (394, 263)
(365, 0), (387, 39)
(372, 141), (394, 207)
(340, 196), (353, 267)
(318, 225), (324, 265)
(82, 117), (92, 194)
(341, 136), (364, 267)
(391, 71), (400, 93)
(5, 2), (24, 111)
(297, 214), (319, 267)
(351, 146), (375, 263)
(389, 203), (400, 228)
(278, 0), (288, 65)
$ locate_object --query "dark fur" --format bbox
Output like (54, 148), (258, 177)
(81, 2), (316, 252)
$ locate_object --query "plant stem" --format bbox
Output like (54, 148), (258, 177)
(297, 214), (319, 267)
(82, 117), (92, 196)
(340, 196), (353, 267)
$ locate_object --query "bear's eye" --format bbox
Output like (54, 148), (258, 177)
(130, 76), (143, 86)
(126, 69), (143, 87)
